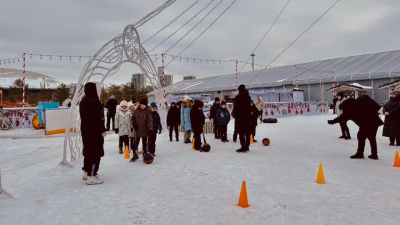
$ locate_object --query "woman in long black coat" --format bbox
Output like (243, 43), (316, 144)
(190, 100), (205, 150)
(383, 90), (400, 145)
(80, 82), (107, 185)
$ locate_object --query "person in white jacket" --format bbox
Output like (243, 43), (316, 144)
(115, 100), (132, 154)
(335, 92), (351, 140)
(255, 97), (265, 121)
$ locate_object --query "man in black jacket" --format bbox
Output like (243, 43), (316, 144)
(167, 102), (181, 142)
(80, 82), (107, 185)
(105, 95), (118, 131)
(190, 100), (205, 150)
(210, 97), (221, 139)
(328, 95), (383, 159)
(233, 85), (252, 153)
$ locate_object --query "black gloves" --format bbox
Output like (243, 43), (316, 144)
(115, 128), (119, 134)
(327, 120), (335, 125)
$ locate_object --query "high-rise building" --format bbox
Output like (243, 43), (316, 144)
(183, 76), (196, 80)
(157, 67), (173, 87)
(131, 73), (145, 90)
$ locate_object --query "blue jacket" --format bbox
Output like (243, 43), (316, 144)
(181, 104), (192, 131)
(216, 108), (231, 126)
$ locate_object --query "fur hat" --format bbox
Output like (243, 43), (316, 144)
(184, 95), (191, 101)
(140, 98), (148, 106)
(390, 90), (400, 96)
(120, 100), (128, 107)
(128, 102), (134, 108)
(215, 97), (220, 102)
(150, 102), (157, 108)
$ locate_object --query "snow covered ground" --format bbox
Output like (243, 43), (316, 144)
(1, 112), (399, 225)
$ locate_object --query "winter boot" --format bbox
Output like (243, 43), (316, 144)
(350, 152), (365, 159)
(368, 154), (379, 160)
(345, 136), (351, 140)
(390, 142), (395, 146)
(236, 147), (249, 153)
(119, 147), (123, 154)
(85, 175), (104, 185)
(253, 139), (257, 142)
(170, 136), (173, 142)
(339, 136), (345, 139)
(82, 171), (88, 180)
(176, 136), (179, 142)
(396, 143), (400, 146)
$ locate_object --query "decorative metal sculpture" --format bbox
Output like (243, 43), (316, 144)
(61, 0), (175, 167)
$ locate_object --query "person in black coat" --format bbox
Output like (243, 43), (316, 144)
(190, 100), (205, 150)
(328, 95), (383, 160)
(332, 95), (338, 114)
(382, 90), (400, 145)
(167, 102), (181, 142)
(210, 97), (221, 139)
(233, 85), (252, 152)
(250, 100), (259, 142)
(105, 95), (118, 131)
(79, 82), (106, 185)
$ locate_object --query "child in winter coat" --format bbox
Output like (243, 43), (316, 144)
(167, 102), (181, 142)
(115, 100), (132, 154)
(216, 101), (231, 142)
(131, 98), (153, 161)
(181, 96), (193, 144)
(149, 102), (162, 155)
(250, 100), (259, 142)
(190, 100), (205, 150)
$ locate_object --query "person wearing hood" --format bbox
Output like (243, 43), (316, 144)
(335, 92), (351, 140)
(255, 96), (265, 121)
(105, 95), (118, 131)
(176, 98), (183, 110)
(149, 102), (162, 156)
(210, 97), (222, 139)
(216, 101), (231, 142)
(190, 100), (205, 150)
(250, 100), (259, 142)
(233, 85), (252, 153)
(79, 82), (106, 185)
(181, 96), (193, 144)
(328, 95), (383, 160)
(115, 100), (132, 154)
(132, 98), (153, 159)
(382, 90), (400, 146)
(167, 102), (181, 142)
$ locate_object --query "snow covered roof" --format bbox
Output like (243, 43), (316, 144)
(151, 50), (400, 95)
(379, 79), (400, 90)
(327, 83), (373, 92)
(0, 68), (59, 89)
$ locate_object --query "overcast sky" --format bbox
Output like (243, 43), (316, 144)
(1, 0), (399, 85)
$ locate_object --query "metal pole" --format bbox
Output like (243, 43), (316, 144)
(250, 54), (255, 71)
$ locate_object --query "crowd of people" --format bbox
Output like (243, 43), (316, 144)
(80, 81), (400, 185)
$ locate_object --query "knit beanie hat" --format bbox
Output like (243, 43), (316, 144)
(238, 84), (246, 91)
(184, 95), (191, 101)
(128, 102), (134, 108)
(215, 97), (220, 102)
(120, 100), (128, 107)
(150, 102), (158, 108)
(140, 98), (148, 106)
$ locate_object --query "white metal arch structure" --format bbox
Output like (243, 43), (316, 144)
(60, 0), (175, 167)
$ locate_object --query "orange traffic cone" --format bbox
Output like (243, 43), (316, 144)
(124, 146), (130, 159)
(316, 164), (325, 184)
(250, 135), (254, 144)
(192, 138), (195, 150)
(237, 181), (250, 208)
(394, 151), (400, 167)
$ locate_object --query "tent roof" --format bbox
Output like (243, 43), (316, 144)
(0, 68), (59, 89)
(152, 50), (400, 95)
